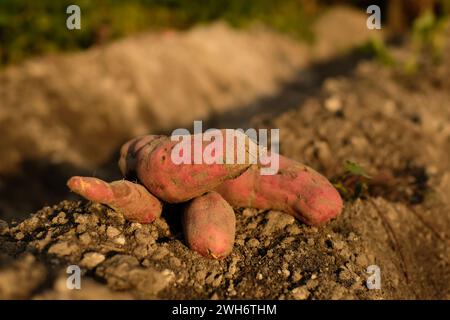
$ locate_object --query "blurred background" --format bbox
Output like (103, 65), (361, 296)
(1, 0), (450, 221)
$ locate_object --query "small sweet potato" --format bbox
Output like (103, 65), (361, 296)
(183, 191), (236, 259)
(118, 130), (256, 203)
(67, 176), (162, 223)
(215, 155), (343, 225)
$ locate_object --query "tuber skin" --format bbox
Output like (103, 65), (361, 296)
(215, 155), (343, 226)
(118, 131), (256, 203)
(67, 176), (162, 223)
(183, 191), (236, 259)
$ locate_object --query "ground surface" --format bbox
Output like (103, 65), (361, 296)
(1, 51), (449, 299)
(0, 10), (449, 300)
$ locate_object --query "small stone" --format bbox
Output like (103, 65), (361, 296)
(246, 238), (260, 248)
(48, 242), (78, 257)
(128, 222), (142, 233)
(282, 236), (295, 245)
(75, 214), (89, 225)
(314, 141), (333, 165)
(135, 229), (151, 244)
(383, 100), (396, 116)
(51, 212), (68, 225)
(286, 225), (301, 235)
(227, 258), (239, 276)
(107, 226), (121, 238)
(113, 235), (126, 245)
(324, 96), (342, 112)
(133, 245), (148, 259)
(212, 275), (223, 287)
(291, 286), (310, 300)
(242, 208), (255, 217)
(152, 247), (170, 260)
(292, 271), (303, 282)
(340, 248), (352, 260)
(247, 222), (258, 230)
(339, 268), (353, 282)
(263, 211), (295, 236)
(306, 279), (318, 290)
(311, 273), (318, 280)
(195, 270), (207, 283)
(15, 232), (25, 240)
(34, 231), (52, 251)
(332, 239), (345, 250)
(80, 252), (105, 269)
(35, 231), (45, 238)
(17, 216), (40, 233)
(330, 284), (348, 300)
(356, 254), (369, 267)
(205, 273), (216, 285)
(79, 233), (92, 245)
(76, 224), (87, 234)
(98, 225), (106, 234)
(256, 273), (263, 280)
(347, 232), (356, 241)
(141, 258), (151, 267)
(0, 219), (9, 235)
(169, 257), (182, 267)
(106, 209), (126, 225)
(282, 269), (291, 278)
(210, 293), (219, 300)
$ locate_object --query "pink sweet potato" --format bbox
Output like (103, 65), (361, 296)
(183, 191), (236, 259)
(118, 131), (256, 203)
(67, 176), (162, 223)
(215, 155), (343, 226)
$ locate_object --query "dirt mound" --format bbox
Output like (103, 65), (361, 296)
(0, 23), (308, 175)
(1, 48), (449, 299)
(312, 6), (382, 60)
(0, 7), (375, 175)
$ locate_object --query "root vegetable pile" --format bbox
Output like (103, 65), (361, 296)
(67, 131), (343, 259)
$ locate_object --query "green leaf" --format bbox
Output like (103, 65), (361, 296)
(344, 160), (372, 179)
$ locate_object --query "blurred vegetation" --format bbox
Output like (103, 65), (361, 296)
(404, 9), (449, 73)
(333, 161), (372, 200)
(2, 0), (450, 68)
(355, 5), (450, 72)
(355, 37), (396, 66)
(0, 0), (320, 66)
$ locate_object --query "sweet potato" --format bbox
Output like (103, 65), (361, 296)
(215, 155), (343, 226)
(183, 191), (236, 259)
(67, 176), (162, 223)
(118, 130), (256, 203)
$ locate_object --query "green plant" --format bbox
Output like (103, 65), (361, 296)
(333, 160), (372, 200)
(354, 37), (395, 66)
(0, 0), (318, 67)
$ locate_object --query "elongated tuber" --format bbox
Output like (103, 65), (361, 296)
(183, 191), (236, 259)
(67, 176), (162, 223)
(215, 155), (343, 225)
(118, 131), (256, 203)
